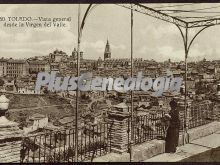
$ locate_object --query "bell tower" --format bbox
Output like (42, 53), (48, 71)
(104, 39), (111, 60)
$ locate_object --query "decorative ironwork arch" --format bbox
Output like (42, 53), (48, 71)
(75, 3), (220, 162)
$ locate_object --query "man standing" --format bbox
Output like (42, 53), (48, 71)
(165, 97), (180, 153)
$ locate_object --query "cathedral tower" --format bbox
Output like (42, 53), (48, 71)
(104, 40), (111, 60)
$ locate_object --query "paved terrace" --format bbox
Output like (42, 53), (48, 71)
(144, 129), (220, 162)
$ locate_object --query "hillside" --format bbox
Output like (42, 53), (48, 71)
(2, 93), (73, 124)
(6, 94), (70, 109)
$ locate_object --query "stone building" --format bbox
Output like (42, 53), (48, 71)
(71, 47), (84, 60)
(68, 48), (98, 72)
(17, 83), (43, 94)
(102, 40), (159, 71)
(7, 59), (29, 78)
(0, 58), (7, 76)
(0, 58), (29, 78)
(28, 60), (50, 74)
(49, 49), (67, 63)
(49, 49), (68, 71)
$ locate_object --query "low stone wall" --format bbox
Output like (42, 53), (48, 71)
(92, 121), (220, 162)
(188, 121), (220, 141)
(91, 140), (165, 162)
(132, 140), (165, 162)
(178, 121), (220, 146)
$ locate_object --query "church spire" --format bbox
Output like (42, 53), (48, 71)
(104, 39), (111, 60)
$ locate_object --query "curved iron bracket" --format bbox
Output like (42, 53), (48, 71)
(79, 4), (100, 41)
(187, 25), (214, 53)
(80, 4), (93, 35)
(176, 24), (187, 53)
(176, 24), (214, 57)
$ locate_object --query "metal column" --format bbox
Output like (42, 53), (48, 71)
(130, 3), (134, 162)
(75, 3), (81, 162)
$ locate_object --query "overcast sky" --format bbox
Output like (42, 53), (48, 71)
(0, 4), (220, 62)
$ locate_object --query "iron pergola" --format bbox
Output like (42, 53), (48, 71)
(74, 3), (220, 162)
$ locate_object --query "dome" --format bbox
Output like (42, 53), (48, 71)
(0, 95), (9, 110)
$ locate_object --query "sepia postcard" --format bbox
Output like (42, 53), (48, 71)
(0, 2), (219, 163)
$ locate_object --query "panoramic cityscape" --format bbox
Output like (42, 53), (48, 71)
(0, 3), (220, 163)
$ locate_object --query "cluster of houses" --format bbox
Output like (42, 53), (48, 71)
(0, 40), (220, 136)
(0, 40), (219, 97)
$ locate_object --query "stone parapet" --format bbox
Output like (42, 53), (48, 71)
(0, 117), (23, 163)
(91, 140), (165, 162)
(178, 98), (192, 131)
(107, 110), (131, 154)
